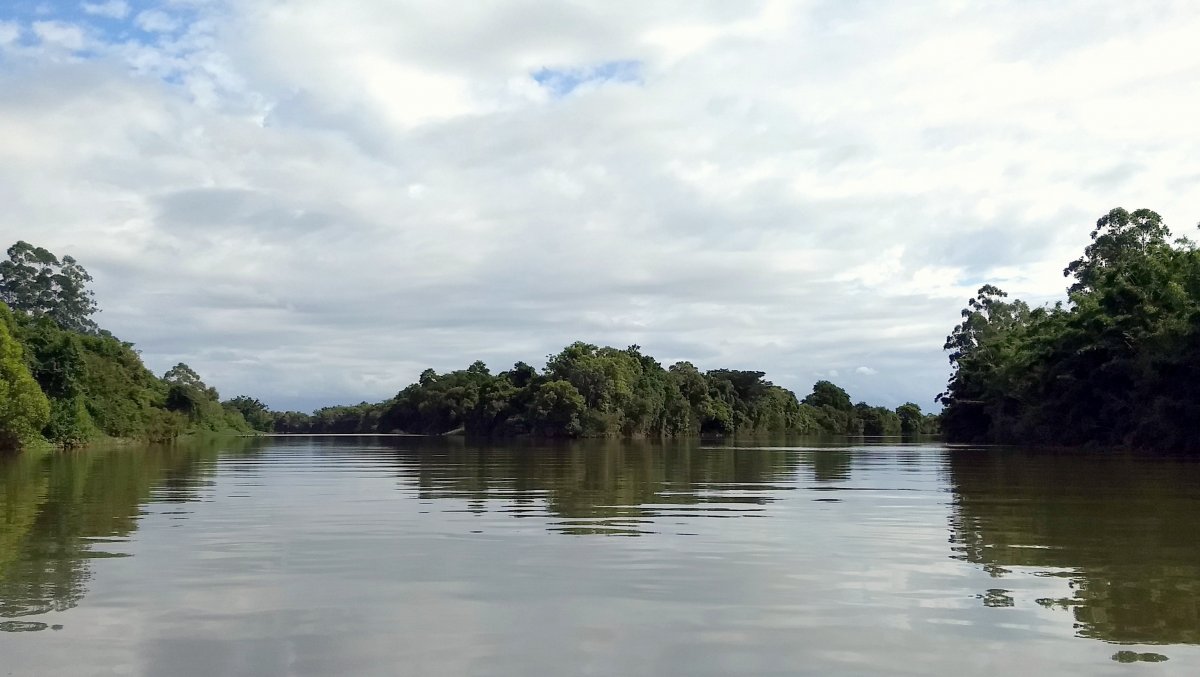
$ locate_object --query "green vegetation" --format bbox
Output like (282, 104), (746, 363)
(0, 242), (250, 452)
(0, 305), (51, 450)
(227, 345), (934, 440)
(12, 205), (1200, 451)
(0, 239), (931, 450)
(939, 208), (1200, 449)
(2, 305), (251, 450)
(348, 344), (932, 439)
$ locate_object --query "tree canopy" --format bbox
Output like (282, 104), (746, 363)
(0, 241), (99, 334)
(939, 207), (1200, 449)
(363, 342), (923, 439)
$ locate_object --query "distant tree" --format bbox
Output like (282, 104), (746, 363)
(529, 380), (586, 437)
(920, 413), (942, 435)
(273, 411), (314, 434)
(325, 344), (898, 441)
(223, 395), (274, 432)
(855, 402), (901, 436)
(506, 361), (537, 388)
(164, 363), (206, 390)
(896, 402), (924, 436)
(707, 370), (771, 402)
(163, 362), (224, 424)
(804, 380), (853, 411)
(0, 241), (99, 333)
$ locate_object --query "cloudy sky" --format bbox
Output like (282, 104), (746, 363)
(1, 0), (1198, 412)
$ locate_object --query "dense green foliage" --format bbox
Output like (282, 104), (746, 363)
(0, 240), (929, 449)
(0, 242), (250, 450)
(939, 208), (1200, 449)
(332, 342), (931, 439)
(222, 396), (275, 432)
(4, 306), (250, 448)
(234, 344), (933, 440)
(0, 305), (51, 449)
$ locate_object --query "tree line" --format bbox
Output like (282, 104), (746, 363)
(9, 203), (1194, 452)
(241, 348), (938, 439)
(0, 241), (935, 450)
(939, 207), (1200, 450)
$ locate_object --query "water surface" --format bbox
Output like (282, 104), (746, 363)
(1, 437), (1197, 675)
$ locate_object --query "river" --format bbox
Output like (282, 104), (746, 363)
(1, 437), (1197, 675)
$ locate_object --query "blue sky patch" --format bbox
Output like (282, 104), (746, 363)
(532, 59), (642, 97)
(0, 1), (191, 50)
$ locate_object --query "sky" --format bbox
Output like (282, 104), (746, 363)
(1, 1), (1198, 412)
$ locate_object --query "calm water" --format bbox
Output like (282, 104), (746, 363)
(1, 437), (1198, 676)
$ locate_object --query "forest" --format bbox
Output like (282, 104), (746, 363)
(939, 207), (1200, 450)
(0, 241), (933, 451)
(260, 349), (937, 439)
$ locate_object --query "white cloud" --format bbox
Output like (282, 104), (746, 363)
(81, 1), (130, 20)
(2, 0), (1199, 410)
(856, 367), (878, 376)
(31, 20), (86, 51)
(135, 9), (181, 34)
(0, 21), (19, 46)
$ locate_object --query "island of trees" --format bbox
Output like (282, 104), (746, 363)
(0, 241), (935, 452)
(939, 207), (1200, 450)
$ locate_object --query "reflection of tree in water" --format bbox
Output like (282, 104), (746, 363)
(948, 450), (1200, 645)
(386, 438), (804, 535)
(805, 449), (852, 483)
(0, 438), (264, 626)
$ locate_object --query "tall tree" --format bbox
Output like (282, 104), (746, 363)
(1064, 208), (1171, 295)
(896, 402), (924, 436)
(803, 380), (853, 411)
(164, 363), (207, 390)
(0, 241), (99, 333)
(163, 363), (220, 420)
